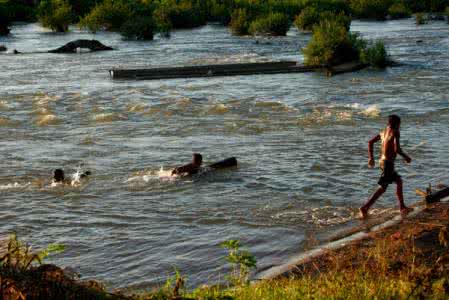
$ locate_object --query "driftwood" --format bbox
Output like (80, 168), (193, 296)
(426, 187), (449, 204)
(48, 39), (113, 53)
(208, 157), (238, 169)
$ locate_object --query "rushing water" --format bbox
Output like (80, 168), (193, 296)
(0, 19), (448, 289)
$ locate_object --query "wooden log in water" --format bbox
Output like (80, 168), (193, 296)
(325, 61), (369, 76)
(208, 157), (238, 169)
(109, 61), (323, 80)
(425, 187), (449, 204)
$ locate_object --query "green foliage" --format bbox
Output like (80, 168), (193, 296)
(208, 0), (232, 25)
(38, 0), (73, 32)
(0, 233), (65, 272)
(415, 12), (426, 24)
(303, 19), (359, 66)
(0, 1), (11, 35)
(120, 16), (154, 40)
(69, 0), (100, 17)
(388, 2), (412, 18)
(221, 239), (257, 286)
(429, 0), (449, 12)
(249, 13), (291, 36)
(359, 40), (388, 67)
(350, 0), (394, 20)
(155, 0), (206, 29)
(446, 6), (449, 22)
(79, 0), (133, 32)
(294, 4), (351, 31)
(230, 8), (250, 35)
(294, 6), (321, 31)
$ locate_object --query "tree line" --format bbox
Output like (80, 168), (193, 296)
(1, 0), (449, 39)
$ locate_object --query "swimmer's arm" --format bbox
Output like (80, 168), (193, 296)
(395, 131), (412, 163)
(368, 134), (380, 167)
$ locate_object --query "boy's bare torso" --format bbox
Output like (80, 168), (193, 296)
(380, 127), (398, 163)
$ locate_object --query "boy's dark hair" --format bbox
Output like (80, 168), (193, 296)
(193, 153), (202, 165)
(388, 114), (401, 129)
(54, 169), (65, 182)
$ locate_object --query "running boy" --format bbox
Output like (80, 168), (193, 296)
(360, 115), (412, 218)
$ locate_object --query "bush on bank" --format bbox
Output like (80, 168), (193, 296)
(120, 16), (155, 40)
(388, 2), (412, 18)
(230, 8), (250, 35)
(303, 19), (359, 66)
(349, 0), (394, 20)
(248, 13), (291, 36)
(38, 0), (73, 32)
(295, 8), (351, 31)
(303, 16), (388, 68)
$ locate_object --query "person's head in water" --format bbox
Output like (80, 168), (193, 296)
(192, 153), (202, 166)
(54, 169), (65, 182)
(388, 114), (401, 130)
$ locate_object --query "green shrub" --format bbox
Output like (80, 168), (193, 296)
(38, 0), (73, 32)
(249, 12), (291, 36)
(303, 19), (359, 66)
(360, 40), (388, 67)
(415, 12), (426, 24)
(120, 16), (154, 40)
(446, 6), (449, 22)
(350, 0), (394, 20)
(230, 8), (250, 35)
(153, 7), (172, 37)
(79, 0), (133, 32)
(294, 6), (320, 31)
(0, 2), (11, 35)
(388, 2), (412, 19)
(208, 1), (232, 25)
(429, 0), (449, 12)
(221, 240), (257, 286)
(295, 7), (351, 32)
(155, 0), (206, 29)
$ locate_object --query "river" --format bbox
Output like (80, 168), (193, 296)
(0, 18), (448, 289)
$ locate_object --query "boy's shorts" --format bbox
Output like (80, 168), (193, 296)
(378, 160), (401, 189)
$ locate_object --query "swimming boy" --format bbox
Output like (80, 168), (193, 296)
(52, 169), (91, 186)
(171, 153), (203, 176)
(360, 115), (412, 218)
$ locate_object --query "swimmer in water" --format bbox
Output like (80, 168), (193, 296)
(171, 153), (202, 176)
(52, 169), (91, 186)
(360, 115), (413, 218)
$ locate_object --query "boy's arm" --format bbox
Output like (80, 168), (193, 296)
(394, 131), (412, 163)
(368, 134), (380, 167)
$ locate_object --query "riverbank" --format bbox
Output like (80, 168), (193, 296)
(2, 198), (449, 299)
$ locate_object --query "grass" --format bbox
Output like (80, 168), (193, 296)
(3, 203), (449, 299)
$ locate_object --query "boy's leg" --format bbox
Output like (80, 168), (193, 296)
(396, 179), (412, 213)
(360, 186), (386, 218)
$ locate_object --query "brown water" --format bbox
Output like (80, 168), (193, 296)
(0, 19), (448, 289)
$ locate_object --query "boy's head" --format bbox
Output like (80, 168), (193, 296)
(54, 169), (65, 182)
(192, 153), (203, 166)
(388, 114), (401, 130)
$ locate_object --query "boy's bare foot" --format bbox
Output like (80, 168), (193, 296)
(359, 207), (368, 219)
(400, 206), (413, 215)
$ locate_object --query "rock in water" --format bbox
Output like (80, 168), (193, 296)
(48, 40), (113, 53)
(0, 45), (6, 52)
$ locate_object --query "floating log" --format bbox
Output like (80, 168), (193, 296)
(208, 157), (238, 169)
(48, 39), (113, 53)
(425, 187), (449, 204)
(109, 61), (324, 80)
(326, 61), (369, 76)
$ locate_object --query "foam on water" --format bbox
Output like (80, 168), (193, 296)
(126, 166), (177, 183)
(0, 182), (31, 190)
(36, 114), (60, 126)
(272, 206), (397, 227)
